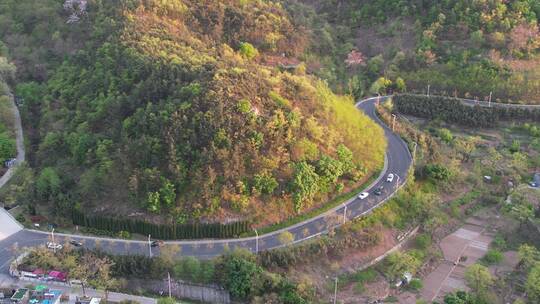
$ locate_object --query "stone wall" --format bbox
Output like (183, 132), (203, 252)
(130, 279), (230, 304)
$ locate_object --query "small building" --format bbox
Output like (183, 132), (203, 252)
(29, 286), (62, 304)
(47, 271), (67, 282)
(32, 269), (46, 279)
(11, 288), (29, 303)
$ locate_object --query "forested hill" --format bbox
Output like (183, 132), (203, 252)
(0, 0), (386, 225)
(284, 0), (540, 103)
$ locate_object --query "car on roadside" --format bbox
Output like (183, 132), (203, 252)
(46, 242), (63, 250)
(69, 279), (84, 286)
(151, 240), (164, 247)
(386, 173), (395, 183)
(69, 240), (83, 247)
(374, 186), (384, 196)
(358, 192), (369, 200)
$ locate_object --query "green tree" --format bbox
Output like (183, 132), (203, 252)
(425, 164), (452, 181)
(443, 291), (476, 304)
(517, 244), (540, 270)
(159, 178), (176, 208)
(0, 133), (15, 164)
(369, 77), (392, 94)
(395, 77), (406, 92)
(215, 250), (262, 299)
(336, 144), (355, 174)
(147, 191), (161, 213)
(384, 252), (420, 280)
(290, 161), (320, 212)
(239, 42), (259, 60)
(526, 263), (540, 303)
(316, 155), (344, 185)
(252, 173), (278, 195)
(437, 128), (454, 143)
(182, 257), (201, 281)
(69, 262), (91, 297)
(36, 167), (61, 201)
(510, 204), (534, 228)
(464, 264), (493, 294)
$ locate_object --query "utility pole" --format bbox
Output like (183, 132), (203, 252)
(342, 204), (347, 225)
(168, 272), (172, 298)
(489, 91), (492, 107)
(413, 142), (418, 163)
(391, 114), (397, 131)
(254, 229), (259, 254)
(51, 228), (56, 253)
(148, 234), (152, 258)
(333, 277), (338, 304)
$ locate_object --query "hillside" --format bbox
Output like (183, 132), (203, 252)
(284, 0), (540, 103)
(0, 0), (386, 225)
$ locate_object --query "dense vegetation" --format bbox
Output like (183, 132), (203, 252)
(0, 45), (16, 166)
(283, 0), (540, 103)
(21, 246), (313, 303)
(0, 0), (385, 226)
(71, 209), (249, 239)
(394, 94), (540, 127)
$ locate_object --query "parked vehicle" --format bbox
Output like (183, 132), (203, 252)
(46, 242), (63, 250)
(69, 240), (83, 247)
(69, 280), (84, 286)
(386, 173), (395, 182)
(151, 240), (163, 247)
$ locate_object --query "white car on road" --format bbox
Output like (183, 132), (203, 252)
(358, 192), (369, 200)
(386, 173), (395, 183)
(46, 242), (63, 250)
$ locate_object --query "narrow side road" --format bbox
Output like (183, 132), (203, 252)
(0, 96), (412, 273)
(0, 92), (24, 241)
(0, 92), (25, 189)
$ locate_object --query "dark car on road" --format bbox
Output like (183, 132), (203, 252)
(69, 240), (83, 247)
(151, 240), (164, 247)
(373, 186), (384, 196)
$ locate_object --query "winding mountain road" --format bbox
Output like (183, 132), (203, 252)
(0, 96), (412, 273)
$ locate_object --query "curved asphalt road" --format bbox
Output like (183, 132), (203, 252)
(0, 96), (412, 272)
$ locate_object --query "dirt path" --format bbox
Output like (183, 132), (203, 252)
(420, 217), (492, 302)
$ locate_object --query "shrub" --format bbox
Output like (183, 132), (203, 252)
(269, 91), (291, 109)
(425, 164), (452, 181)
(482, 249), (503, 265)
(353, 268), (377, 283)
(408, 278), (423, 291)
(239, 42), (259, 60)
(415, 234), (432, 249)
(492, 235), (507, 251)
(117, 230), (131, 239)
(236, 99), (252, 113)
(436, 128), (454, 143)
(16, 213), (26, 224)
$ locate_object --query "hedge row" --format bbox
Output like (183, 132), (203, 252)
(394, 94), (540, 127)
(72, 210), (250, 239)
